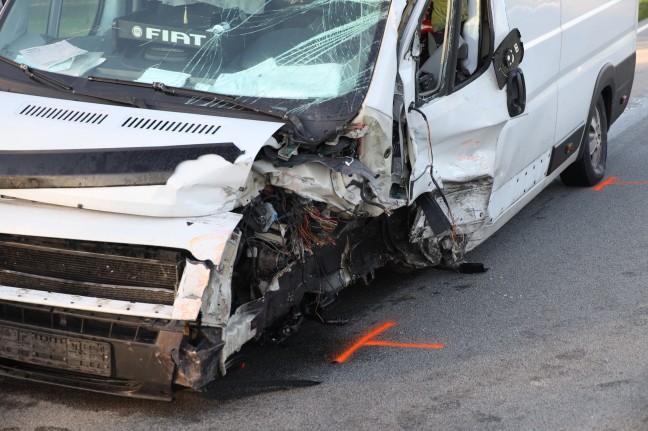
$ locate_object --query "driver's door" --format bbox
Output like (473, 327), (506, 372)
(398, 0), (560, 236)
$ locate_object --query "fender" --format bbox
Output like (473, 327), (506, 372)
(589, 52), (637, 131)
(591, 62), (617, 131)
(608, 52), (636, 126)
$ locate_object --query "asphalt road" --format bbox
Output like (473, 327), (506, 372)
(4, 27), (648, 431)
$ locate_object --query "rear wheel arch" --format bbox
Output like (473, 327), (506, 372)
(591, 63), (616, 131)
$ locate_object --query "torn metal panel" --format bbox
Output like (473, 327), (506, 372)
(171, 261), (211, 321)
(442, 177), (494, 236)
(219, 301), (260, 375)
(263, 148), (381, 189)
(173, 328), (225, 390)
(467, 149), (552, 251)
(352, 107), (407, 213)
(253, 108), (401, 216)
(406, 176), (493, 267)
(200, 232), (241, 327)
(253, 160), (360, 212)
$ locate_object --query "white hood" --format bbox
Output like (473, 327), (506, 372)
(0, 92), (283, 217)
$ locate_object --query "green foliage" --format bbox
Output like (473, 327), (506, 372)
(641, 0), (648, 21)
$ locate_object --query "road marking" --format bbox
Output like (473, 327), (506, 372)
(593, 176), (617, 191)
(593, 176), (648, 191)
(333, 321), (444, 363)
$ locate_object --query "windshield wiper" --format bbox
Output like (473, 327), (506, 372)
(0, 56), (146, 108)
(0, 55), (72, 90)
(87, 76), (310, 141)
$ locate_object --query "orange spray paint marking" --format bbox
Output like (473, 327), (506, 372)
(333, 322), (395, 363)
(593, 176), (617, 191)
(333, 321), (445, 363)
(364, 341), (445, 349)
(593, 176), (648, 191)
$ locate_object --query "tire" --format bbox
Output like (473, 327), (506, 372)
(560, 95), (608, 187)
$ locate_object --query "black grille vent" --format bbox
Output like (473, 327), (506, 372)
(0, 235), (184, 306)
(121, 116), (221, 135)
(0, 301), (161, 344)
(19, 104), (108, 124)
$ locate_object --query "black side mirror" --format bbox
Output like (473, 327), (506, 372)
(493, 29), (525, 89)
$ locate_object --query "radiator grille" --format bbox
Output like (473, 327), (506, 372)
(0, 235), (184, 306)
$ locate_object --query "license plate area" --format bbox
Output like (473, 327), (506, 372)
(0, 324), (111, 377)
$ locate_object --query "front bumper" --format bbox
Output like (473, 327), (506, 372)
(0, 199), (244, 399)
(0, 301), (226, 400)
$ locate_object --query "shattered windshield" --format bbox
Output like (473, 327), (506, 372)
(0, 0), (389, 106)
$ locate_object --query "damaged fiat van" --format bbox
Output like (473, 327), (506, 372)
(0, 0), (637, 399)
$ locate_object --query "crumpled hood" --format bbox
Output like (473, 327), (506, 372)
(0, 92), (283, 217)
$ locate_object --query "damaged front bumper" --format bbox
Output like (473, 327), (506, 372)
(0, 302), (183, 400)
(0, 198), (246, 399)
(0, 301), (230, 400)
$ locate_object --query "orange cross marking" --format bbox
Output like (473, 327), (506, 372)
(593, 176), (648, 191)
(333, 321), (445, 363)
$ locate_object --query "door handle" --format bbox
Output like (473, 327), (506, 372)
(507, 68), (526, 117)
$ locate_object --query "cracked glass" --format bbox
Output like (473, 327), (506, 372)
(0, 0), (389, 108)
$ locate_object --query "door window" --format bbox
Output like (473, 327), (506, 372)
(416, 0), (490, 99)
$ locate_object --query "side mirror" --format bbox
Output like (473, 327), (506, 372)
(493, 29), (524, 89)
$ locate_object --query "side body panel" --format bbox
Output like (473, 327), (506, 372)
(400, 0), (562, 239)
(471, 0), (638, 248)
(556, 0), (637, 144)
(400, 0), (636, 250)
(490, 0), (561, 194)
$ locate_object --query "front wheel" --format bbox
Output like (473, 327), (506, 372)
(560, 95), (608, 186)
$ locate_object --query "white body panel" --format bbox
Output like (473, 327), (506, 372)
(0, 92), (283, 217)
(492, 0), (560, 190)
(556, 0), (637, 143)
(0, 198), (241, 264)
(397, 0), (635, 250)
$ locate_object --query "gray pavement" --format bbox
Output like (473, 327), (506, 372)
(4, 24), (648, 431)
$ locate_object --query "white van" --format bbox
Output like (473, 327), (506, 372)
(0, 0), (637, 399)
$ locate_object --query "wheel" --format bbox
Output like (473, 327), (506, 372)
(560, 95), (608, 186)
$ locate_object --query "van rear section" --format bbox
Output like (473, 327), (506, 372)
(0, 0), (637, 398)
